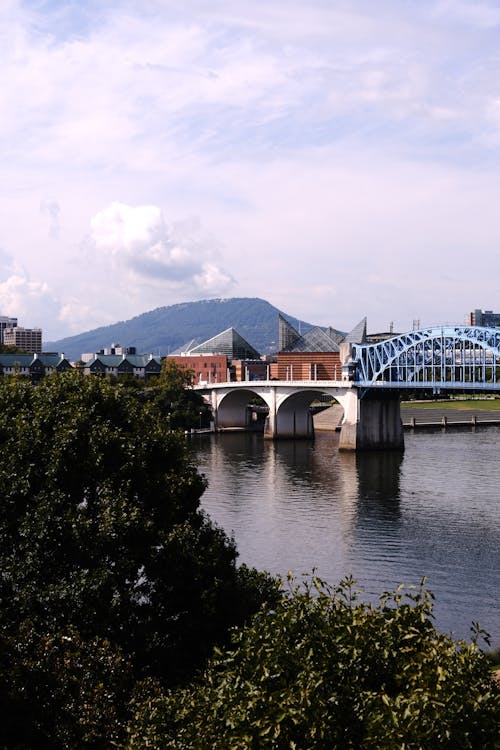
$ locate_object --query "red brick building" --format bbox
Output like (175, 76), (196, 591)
(275, 351), (342, 380)
(167, 354), (228, 385)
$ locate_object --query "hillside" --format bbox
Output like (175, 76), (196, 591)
(45, 297), (316, 361)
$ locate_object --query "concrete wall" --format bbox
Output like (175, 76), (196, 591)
(339, 390), (404, 451)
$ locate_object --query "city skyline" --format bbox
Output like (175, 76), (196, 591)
(2, 0), (500, 340)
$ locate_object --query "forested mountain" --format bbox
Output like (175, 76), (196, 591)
(46, 297), (315, 361)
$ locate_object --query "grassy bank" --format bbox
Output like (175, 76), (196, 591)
(402, 399), (500, 411)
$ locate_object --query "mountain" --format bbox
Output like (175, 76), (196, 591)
(45, 297), (316, 361)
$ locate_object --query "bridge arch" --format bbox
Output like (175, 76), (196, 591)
(215, 387), (268, 430)
(353, 326), (500, 389)
(272, 388), (334, 439)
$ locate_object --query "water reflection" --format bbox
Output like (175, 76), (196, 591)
(356, 451), (403, 501)
(191, 430), (500, 646)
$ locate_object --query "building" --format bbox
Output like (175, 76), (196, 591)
(81, 344), (137, 363)
(3, 326), (42, 353)
(468, 309), (500, 327)
(167, 353), (229, 385)
(274, 315), (367, 381)
(0, 353), (71, 381)
(0, 316), (18, 343)
(169, 327), (262, 384)
(184, 327), (261, 360)
(83, 353), (162, 379)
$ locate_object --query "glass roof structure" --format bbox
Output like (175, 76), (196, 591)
(187, 327), (260, 359)
(344, 317), (367, 344)
(279, 316), (341, 352)
(278, 314), (366, 352)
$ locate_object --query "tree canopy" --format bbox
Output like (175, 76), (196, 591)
(128, 576), (500, 750)
(0, 372), (277, 748)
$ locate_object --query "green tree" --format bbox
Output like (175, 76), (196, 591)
(0, 373), (277, 747)
(150, 359), (210, 430)
(128, 577), (500, 750)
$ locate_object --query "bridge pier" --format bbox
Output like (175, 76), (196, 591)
(264, 409), (314, 439)
(263, 385), (315, 439)
(338, 390), (404, 451)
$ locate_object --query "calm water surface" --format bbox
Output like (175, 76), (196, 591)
(190, 428), (500, 647)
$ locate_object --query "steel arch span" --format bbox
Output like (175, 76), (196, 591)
(353, 326), (500, 390)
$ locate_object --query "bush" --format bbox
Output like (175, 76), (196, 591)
(128, 576), (500, 750)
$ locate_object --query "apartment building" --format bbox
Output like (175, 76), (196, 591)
(3, 326), (42, 353)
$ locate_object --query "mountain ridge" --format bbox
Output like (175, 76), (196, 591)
(45, 297), (317, 361)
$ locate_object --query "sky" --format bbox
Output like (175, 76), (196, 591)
(2, 0), (500, 340)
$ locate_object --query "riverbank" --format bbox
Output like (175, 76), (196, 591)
(313, 401), (500, 430)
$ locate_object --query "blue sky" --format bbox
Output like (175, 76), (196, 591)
(2, 0), (500, 339)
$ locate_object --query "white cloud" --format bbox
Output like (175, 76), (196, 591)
(89, 202), (234, 291)
(0, 274), (60, 332)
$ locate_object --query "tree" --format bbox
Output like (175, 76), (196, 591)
(150, 359), (210, 430)
(128, 577), (500, 749)
(0, 373), (277, 747)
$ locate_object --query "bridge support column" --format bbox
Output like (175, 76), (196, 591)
(339, 390), (404, 451)
(263, 387), (315, 439)
(210, 390), (219, 430)
(263, 387), (277, 439)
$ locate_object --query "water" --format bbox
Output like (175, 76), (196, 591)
(190, 428), (500, 648)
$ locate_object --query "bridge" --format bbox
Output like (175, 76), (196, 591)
(195, 325), (500, 451)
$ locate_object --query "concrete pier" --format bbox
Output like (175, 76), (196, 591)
(263, 387), (315, 439)
(339, 390), (404, 451)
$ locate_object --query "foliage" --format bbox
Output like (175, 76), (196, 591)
(149, 359), (211, 430)
(128, 576), (500, 750)
(0, 625), (132, 749)
(0, 373), (278, 747)
(0, 343), (28, 354)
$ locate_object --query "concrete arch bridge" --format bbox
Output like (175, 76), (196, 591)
(195, 326), (500, 450)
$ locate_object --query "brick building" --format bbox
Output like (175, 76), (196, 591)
(167, 353), (229, 385)
(275, 314), (366, 381)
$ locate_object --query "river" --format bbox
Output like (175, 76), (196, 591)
(190, 427), (500, 649)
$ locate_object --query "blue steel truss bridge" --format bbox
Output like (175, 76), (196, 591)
(353, 325), (500, 391)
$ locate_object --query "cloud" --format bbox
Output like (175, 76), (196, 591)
(89, 200), (234, 291)
(0, 274), (60, 331)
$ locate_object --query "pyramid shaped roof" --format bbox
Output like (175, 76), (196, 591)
(188, 327), (260, 359)
(344, 317), (367, 344)
(285, 326), (341, 353)
(325, 327), (346, 345)
(278, 314), (301, 352)
(279, 314), (342, 353)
